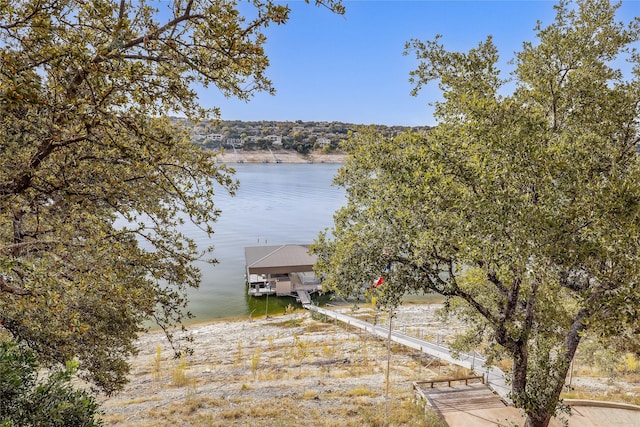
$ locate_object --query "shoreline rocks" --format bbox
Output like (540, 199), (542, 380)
(209, 149), (347, 164)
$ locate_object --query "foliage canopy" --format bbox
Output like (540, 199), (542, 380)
(0, 0), (343, 394)
(313, 1), (639, 426)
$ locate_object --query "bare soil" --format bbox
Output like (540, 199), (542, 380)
(210, 149), (347, 164)
(99, 304), (640, 426)
(99, 305), (458, 426)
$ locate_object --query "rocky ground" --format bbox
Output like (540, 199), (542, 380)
(99, 304), (460, 426)
(99, 304), (639, 426)
(210, 149), (347, 164)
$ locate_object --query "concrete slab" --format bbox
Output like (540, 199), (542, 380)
(444, 404), (640, 427)
(418, 383), (640, 427)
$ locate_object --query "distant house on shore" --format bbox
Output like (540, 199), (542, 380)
(316, 137), (330, 147)
(265, 135), (283, 145)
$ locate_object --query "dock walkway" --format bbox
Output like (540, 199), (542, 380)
(296, 289), (311, 306)
(306, 305), (511, 403)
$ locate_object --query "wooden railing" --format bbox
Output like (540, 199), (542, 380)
(414, 375), (485, 389)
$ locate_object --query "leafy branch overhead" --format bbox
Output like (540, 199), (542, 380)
(0, 0), (343, 395)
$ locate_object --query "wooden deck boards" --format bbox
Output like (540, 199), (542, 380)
(418, 383), (506, 415)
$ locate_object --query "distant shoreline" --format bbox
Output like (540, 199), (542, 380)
(209, 149), (347, 164)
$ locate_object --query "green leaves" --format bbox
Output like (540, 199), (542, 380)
(315, 1), (639, 425)
(0, 342), (102, 427)
(0, 0), (343, 394)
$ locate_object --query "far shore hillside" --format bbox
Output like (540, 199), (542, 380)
(210, 149), (347, 164)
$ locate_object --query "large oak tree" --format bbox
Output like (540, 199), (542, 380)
(313, 1), (639, 426)
(0, 0), (343, 394)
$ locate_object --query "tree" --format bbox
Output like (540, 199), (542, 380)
(0, 0), (343, 395)
(313, 1), (640, 426)
(0, 342), (102, 427)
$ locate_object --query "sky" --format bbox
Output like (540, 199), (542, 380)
(197, 0), (640, 127)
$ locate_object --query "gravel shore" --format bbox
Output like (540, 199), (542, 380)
(210, 149), (347, 164)
(99, 303), (640, 426)
(100, 304), (459, 426)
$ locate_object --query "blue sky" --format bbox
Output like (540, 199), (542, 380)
(198, 1), (639, 126)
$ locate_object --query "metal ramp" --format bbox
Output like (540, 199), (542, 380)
(296, 289), (311, 307)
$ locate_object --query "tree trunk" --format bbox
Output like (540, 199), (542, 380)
(522, 309), (590, 427)
(524, 412), (552, 427)
(511, 343), (528, 400)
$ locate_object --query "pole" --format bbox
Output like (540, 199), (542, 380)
(385, 310), (393, 421)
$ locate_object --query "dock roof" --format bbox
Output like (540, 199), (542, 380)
(244, 244), (317, 275)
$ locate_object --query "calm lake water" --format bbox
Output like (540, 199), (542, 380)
(184, 163), (345, 323)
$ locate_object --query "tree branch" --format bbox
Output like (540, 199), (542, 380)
(0, 276), (32, 296)
(0, 240), (61, 254)
(487, 269), (509, 296)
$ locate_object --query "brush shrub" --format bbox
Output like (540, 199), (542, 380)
(0, 341), (102, 426)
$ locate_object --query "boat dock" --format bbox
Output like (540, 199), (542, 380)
(296, 289), (311, 305)
(245, 244), (323, 298)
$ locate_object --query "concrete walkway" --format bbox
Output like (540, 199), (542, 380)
(443, 397), (640, 427)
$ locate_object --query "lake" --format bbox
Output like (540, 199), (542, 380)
(183, 163), (345, 323)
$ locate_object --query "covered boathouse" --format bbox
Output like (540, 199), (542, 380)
(244, 244), (322, 304)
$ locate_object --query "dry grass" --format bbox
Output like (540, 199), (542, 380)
(172, 396), (445, 427)
(101, 305), (638, 426)
(101, 309), (453, 426)
(120, 396), (163, 406)
(345, 385), (379, 397)
(562, 388), (640, 406)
